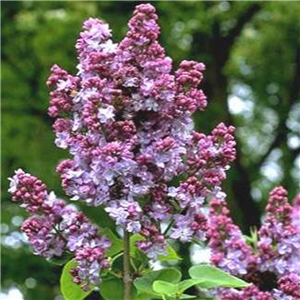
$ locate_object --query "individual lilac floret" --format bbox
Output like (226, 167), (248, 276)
(8, 170), (111, 290)
(105, 199), (142, 233)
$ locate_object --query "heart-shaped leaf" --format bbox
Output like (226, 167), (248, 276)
(178, 278), (205, 293)
(153, 280), (177, 296)
(189, 264), (250, 289)
(100, 277), (141, 300)
(134, 268), (181, 296)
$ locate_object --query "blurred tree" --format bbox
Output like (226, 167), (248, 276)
(2, 1), (299, 299)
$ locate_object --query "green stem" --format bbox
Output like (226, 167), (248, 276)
(111, 252), (124, 264)
(163, 206), (186, 237)
(108, 270), (122, 278)
(123, 230), (132, 300)
(53, 226), (68, 243)
(163, 219), (176, 236)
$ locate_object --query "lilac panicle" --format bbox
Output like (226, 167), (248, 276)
(46, 2), (236, 257)
(208, 187), (300, 299)
(170, 123), (236, 243)
(257, 187), (300, 276)
(208, 198), (256, 276)
(8, 169), (110, 290)
(218, 273), (300, 300)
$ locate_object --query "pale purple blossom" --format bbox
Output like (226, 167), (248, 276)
(98, 105), (115, 123)
(208, 187), (300, 299)
(8, 171), (110, 290)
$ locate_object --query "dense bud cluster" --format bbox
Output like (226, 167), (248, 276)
(208, 199), (256, 276)
(208, 187), (300, 299)
(258, 187), (300, 276)
(9, 169), (110, 290)
(45, 3), (235, 257)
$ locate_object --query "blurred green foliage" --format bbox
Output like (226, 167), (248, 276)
(1, 1), (299, 300)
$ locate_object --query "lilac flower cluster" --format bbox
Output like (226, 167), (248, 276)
(8, 169), (110, 290)
(169, 123), (236, 243)
(218, 273), (300, 300)
(46, 3), (236, 257)
(258, 187), (300, 276)
(208, 187), (300, 300)
(208, 198), (256, 277)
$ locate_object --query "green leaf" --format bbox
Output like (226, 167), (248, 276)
(100, 278), (123, 300)
(79, 205), (115, 230)
(189, 264), (251, 289)
(60, 259), (92, 300)
(178, 279), (204, 293)
(132, 293), (154, 300)
(152, 278), (205, 298)
(180, 295), (197, 299)
(100, 278), (139, 300)
(134, 268), (181, 296)
(153, 280), (177, 296)
(130, 234), (148, 263)
(48, 252), (73, 266)
(130, 234), (145, 246)
(101, 228), (123, 257)
(158, 244), (182, 261)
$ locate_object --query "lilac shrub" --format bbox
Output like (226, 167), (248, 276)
(8, 3), (237, 295)
(208, 187), (300, 299)
(10, 3), (297, 300)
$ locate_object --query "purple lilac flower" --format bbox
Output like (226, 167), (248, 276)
(45, 3), (236, 258)
(208, 198), (256, 277)
(208, 187), (300, 300)
(217, 286), (273, 300)
(9, 169), (49, 213)
(21, 215), (65, 258)
(8, 169), (110, 290)
(71, 242), (110, 289)
(219, 273), (300, 300)
(105, 199), (142, 233)
(257, 187), (300, 276)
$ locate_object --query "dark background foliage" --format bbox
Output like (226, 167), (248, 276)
(1, 1), (299, 299)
